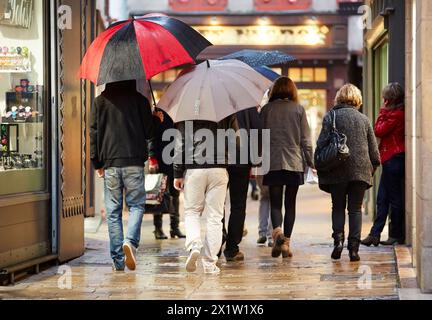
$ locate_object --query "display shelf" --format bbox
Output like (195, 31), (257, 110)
(0, 70), (32, 74)
(1, 117), (44, 124)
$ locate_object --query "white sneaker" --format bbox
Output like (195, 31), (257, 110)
(123, 242), (137, 271)
(204, 264), (221, 275)
(186, 249), (201, 273)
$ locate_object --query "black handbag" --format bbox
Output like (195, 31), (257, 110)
(315, 110), (350, 172)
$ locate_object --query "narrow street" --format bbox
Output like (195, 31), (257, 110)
(0, 186), (400, 300)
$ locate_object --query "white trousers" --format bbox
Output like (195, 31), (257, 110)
(184, 168), (229, 267)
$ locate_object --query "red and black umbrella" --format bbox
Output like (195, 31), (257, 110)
(79, 15), (212, 86)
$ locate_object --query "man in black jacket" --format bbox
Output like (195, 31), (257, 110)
(90, 80), (159, 272)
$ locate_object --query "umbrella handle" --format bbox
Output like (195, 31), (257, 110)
(148, 80), (157, 108)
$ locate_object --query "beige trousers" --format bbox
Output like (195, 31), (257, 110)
(183, 168), (229, 267)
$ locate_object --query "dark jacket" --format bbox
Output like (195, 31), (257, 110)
(90, 80), (158, 170)
(148, 108), (175, 178)
(261, 99), (314, 172)
(231, 107), (263, 168)
(174, 116), (239, 179)
(316, 104), (381, 192)
(374, 106), (405, 164)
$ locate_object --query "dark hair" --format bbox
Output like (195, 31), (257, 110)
(268, 77), (299, 103)
(382, 83), (405, 109)
(105, 80), (137, 92)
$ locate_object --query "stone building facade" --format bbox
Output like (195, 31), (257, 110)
(404, 0), (432, 293)
(364, 0), (432, 293)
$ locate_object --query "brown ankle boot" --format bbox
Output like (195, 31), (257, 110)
(281, 237), (293, 258)
(271, 227), (284, 258)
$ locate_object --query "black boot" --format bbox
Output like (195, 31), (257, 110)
(154, 228), (168, 240)
(380, 237), (402, 246)
(361, 234), (380, 247)
(331, 232), (345, 260)
(171, 229), (186, 239)
(153, 213), (168, 240)
(348, 240), (361, 262)
(169, 196), (185, 239)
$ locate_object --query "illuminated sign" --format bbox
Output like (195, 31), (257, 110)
(194, 25), (330, 46)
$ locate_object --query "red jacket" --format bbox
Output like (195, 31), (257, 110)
(374, 107), (405, 164)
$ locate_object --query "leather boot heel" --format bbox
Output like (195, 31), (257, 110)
(348, 241), (361, 262)
(154, 228), (168, 240)
(331, 233), (345, 260)
(281, 238), (293, 258)
(271, 228), (284, 258)
(170, 229), (186, 239)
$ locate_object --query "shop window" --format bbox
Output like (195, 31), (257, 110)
(298, 89), (327, 149)
(271, 67), (282, 76)
(255, 0), (312, 11)
(288, 67), (328, 82)
(169, 0), (227, 12)
(302, 68), (314, 82)
(288, 68), (302, 82)
(152, 68), (181, 83)
(0, 0), (47, 196)
(314, 68), (327, 82)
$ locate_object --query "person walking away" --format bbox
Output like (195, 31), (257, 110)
(148, 107), (186, 240)
(362, 83), (405, 247)
(174, 116), (238, 274)
(261, 77), (314, 259)
(224, 107), (263, 262)
(316, 84), (381, 262)
(90, 80), (160, 272)
(256, 174), (273, 247)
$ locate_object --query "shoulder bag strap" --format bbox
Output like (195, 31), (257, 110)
(332, 110), (337, 131)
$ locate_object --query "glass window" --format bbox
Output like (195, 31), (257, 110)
(298, 89), (327, 149)
(288, 68), (301, 82)
(314, 68), (327, 82)
(152, 73), (164, 83)
(301, 68), (314, 82)
(271, 68), (282, 76)
(164, 69), (179, 82)
(0, 0), (47, 196)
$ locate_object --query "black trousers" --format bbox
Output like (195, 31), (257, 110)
(153, 177), (180, 230)
(224, 166), (251, 257)
(370, 154), (405, 240)
(329, 181), (368, 245)
(269, 185), (299, 238)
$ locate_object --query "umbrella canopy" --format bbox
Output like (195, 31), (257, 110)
(220, 49), (296, 68)
(79, 15), (212, 85)
(157, 60), (273, 123)
(254, 66), (281, 81)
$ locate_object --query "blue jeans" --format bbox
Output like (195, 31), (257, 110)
(257, 176), (272, 239)
(370, 154), (405, 240)
(104, 167), (145, 269)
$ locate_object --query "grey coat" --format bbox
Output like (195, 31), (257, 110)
(261, 99), (314, 173)
(316, 104), (381, 192)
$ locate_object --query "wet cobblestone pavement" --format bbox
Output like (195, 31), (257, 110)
(0, 186), (400, 300)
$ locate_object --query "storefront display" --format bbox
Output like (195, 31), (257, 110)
(0, 0), (45, 195)
(0, 45), (31, 72)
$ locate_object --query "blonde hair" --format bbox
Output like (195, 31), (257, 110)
(334, 84), (363, 109)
